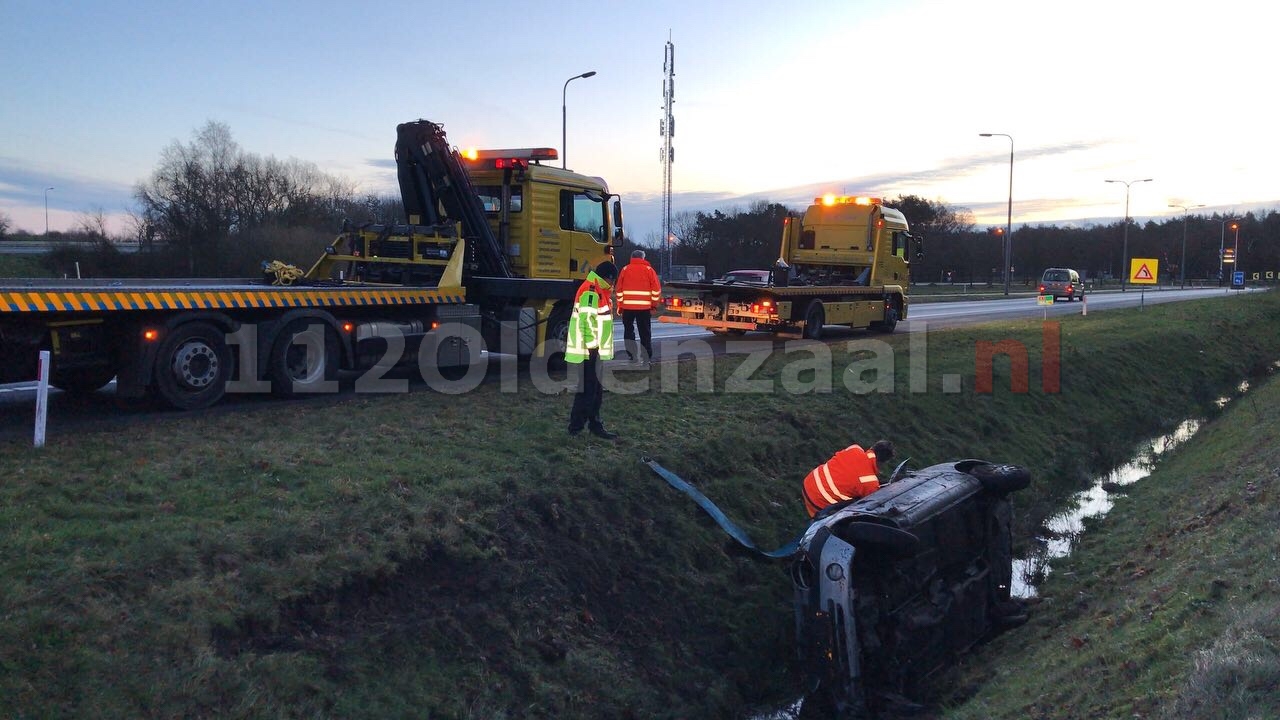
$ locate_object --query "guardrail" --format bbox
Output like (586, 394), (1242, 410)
(0, 240), (142, 255)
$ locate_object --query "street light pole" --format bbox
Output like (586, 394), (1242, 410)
(979, 133), (1013, 295)
(1219, 219), (1229, 283)
(1168, 203), (1203, 289)
(1233, 222), (1241, 281)
(561, 70), (597, 169)
(44, 186), (55, 235)
(1104, 178), (1152, 291)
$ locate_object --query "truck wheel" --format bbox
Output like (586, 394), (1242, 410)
(154, 322), (230, 410)
(51, 367), (116, 394)
(803, 302), (825, 340)
(269, 320), (339, 397)
(871, 305), (899, 333)
(544, 302), (572, 371)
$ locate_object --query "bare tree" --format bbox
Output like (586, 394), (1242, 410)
(0, 209), (11, 238)
(135, 121), (359, 276)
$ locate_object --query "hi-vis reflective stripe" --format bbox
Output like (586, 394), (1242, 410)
(815, 464), (850, 505)
(0, 288), (467, 314)
(619, 290), (659, 308)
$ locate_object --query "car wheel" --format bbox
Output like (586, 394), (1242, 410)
(967, 463), (1031, 493)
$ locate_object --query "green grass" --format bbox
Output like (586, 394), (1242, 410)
(2, 292), (1279, 718)
(0, 253), (51, 278)
(937, 360), (1280, 720)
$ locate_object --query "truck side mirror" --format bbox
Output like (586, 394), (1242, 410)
(914, 236), (925, 259)
(612, 199), (624, 230)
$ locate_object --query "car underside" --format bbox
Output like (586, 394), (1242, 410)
(791, 459), (1030, 718)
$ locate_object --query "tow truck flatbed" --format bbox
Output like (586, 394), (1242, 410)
(0, 279), (464, 315)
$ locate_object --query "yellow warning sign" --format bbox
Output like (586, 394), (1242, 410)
(1129, 258), (1158, 285)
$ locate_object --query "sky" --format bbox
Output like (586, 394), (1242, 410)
(3, 0), (1277, 243)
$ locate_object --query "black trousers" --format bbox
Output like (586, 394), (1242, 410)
(569, 351), (604, 430)
(621, 309), (652, 361)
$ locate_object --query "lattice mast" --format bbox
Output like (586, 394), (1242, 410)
(660, 36), (675, 278)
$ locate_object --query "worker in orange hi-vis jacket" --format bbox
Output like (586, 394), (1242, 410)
(614, 249), (662, 367)
(802, 440), (895, 517)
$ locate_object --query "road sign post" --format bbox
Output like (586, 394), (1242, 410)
(34, 350), (50, 448)
(1129, 258), (1158, 310)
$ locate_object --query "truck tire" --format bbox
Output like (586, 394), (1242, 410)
(50, 366), (116, 394)
(803, 301), (825, 340)
(269, 320), (339, 397)
(544, 302), (572, 371)
(154, 321), (230, 410)
(871, 304), (899, 333)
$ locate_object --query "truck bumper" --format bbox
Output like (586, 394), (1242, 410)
(658, 315), (759, 331)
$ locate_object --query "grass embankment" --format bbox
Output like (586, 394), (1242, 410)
(2, 293), (1279, 718)
(0, 254), (51, 278)
(938, 366), (1280, 720)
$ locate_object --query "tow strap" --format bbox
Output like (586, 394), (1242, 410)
(642, 457), (801, 559)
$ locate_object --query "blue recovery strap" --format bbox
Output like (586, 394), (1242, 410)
(643, 457), (801, 559)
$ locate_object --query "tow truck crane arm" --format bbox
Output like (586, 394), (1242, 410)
(394, 120), (514, 280)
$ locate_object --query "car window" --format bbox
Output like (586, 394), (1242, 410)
(1043, 270), (1069, 282)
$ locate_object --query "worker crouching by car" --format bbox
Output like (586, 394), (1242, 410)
(802, 440), (895, 517)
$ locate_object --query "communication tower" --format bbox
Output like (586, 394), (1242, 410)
(660, 36), (675, 278)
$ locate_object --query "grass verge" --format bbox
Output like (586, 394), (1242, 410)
(1, 292), (1279, 718)
(937, 360), (1280, 720)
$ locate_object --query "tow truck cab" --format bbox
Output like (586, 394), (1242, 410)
(462, 147), (622, 281)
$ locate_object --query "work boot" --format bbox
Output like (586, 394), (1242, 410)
(587, 422), (618, 440)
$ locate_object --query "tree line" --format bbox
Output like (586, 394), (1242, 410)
(4, 120), (1278, 285)
(1, 121), (403, 279)
(637, 198), (1280, 286)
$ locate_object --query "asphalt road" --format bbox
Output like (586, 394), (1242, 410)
(0, 286), (1262, 442)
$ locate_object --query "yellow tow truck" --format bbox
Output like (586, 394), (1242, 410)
(660, 195), (921, 339)
(0, 120), (620, 409)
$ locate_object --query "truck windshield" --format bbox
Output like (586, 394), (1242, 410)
(561, 190), (607, 243)
(475, 186), (522, 214)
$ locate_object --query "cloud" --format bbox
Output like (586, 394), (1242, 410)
(0, 157), (136, 213)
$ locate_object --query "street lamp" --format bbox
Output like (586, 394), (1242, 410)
(561, 70), (597, 169)
(44, 186), (55, 235)
(979, 133), (1013, 295)
(1168, 203), (1204, 289)
(1218, 218), (1237, 285)
(1104, 178), (1153, 291)
(1232, 221), (1241, 282)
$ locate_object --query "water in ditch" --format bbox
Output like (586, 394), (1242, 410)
(752, 377), (1260, 717)
(1011, 378), (1251, 598)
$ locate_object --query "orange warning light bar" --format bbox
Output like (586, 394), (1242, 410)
(815, 195), (883, 207)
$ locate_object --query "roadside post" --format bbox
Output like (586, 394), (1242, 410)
(34, 350), (50, 448)
(1129, 258), (1158, 310)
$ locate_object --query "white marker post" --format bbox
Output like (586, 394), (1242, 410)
(34, 350), (51, 447)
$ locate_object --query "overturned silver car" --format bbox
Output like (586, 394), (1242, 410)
(791, 460), (1030, 718)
